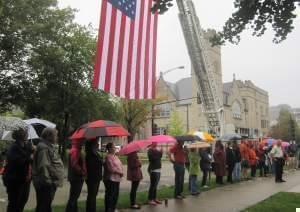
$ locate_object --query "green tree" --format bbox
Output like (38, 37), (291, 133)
(152, 0), (300, 44)
(118, 100), (154, 142)
(270, 108), (300, 141)
(168, 111), (184, 136)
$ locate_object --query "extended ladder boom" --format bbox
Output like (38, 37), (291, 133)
(176, 0), (222, 131)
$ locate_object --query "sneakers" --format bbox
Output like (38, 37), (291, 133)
(148, 200), (157, 205)
(154, 199), (163, 204)
(175, 195), (185, 199)
(202, 185), (209, 188)
(130, 204), (141, 209)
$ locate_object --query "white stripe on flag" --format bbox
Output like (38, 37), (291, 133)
(99, 3), (112, 90)
(129, 0), (141, 99)
(110, 10), (122, 95)
(139, 0), (150, 99)
(120, 17), (131, 98)
(148, 15), (155, 99)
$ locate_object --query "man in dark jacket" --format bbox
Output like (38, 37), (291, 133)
(85, 139), (103, 212)
(3, 128), (33, 212)
(199, 148), (211, 187)
(32, 128), (64, 212)
(226, 142), (236, 183)
(147, 142), (163, 205)
(232, 141), (242, 182)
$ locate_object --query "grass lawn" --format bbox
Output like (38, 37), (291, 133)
(26, 179), (219, 212)
(242, 192), (300, 212)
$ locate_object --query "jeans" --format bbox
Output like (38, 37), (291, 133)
(86, 180), (100, 212)
(173, 163), (185, 197)
(130, 181), (140, 206)
(148, 172), (160, 200)
(6, 182), (30, 212)
(66, 180), (84, 212)
(34, 184), (57, 212)
(258, 161), (267, 177)
(201, 169), (208, 186)
(104, 180), (120, 212)
(233, 162), (241, 181)
(189, 175), (198, 193)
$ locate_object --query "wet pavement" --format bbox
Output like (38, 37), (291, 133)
(121, 170), (300, 212)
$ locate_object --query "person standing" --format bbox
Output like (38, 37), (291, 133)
(32, 128), (64, 212)
(188, 148), (200, 195)
(127, 151), (143, 209)
(232, 141), (241, 182)
(85, 139), (103, 212)
(256, 145), (267, 177)
(226, 142), (236, 183)
(147, 142), (163, 205)
(169, 140), (186, 199)
(103, 143), (123, 212)
(213, 142), (226, 185)
(199, 148), (212, 188)
(2, 128), (33, 212)
(249, 144), (258, 178)
(65, 140), (86, 212)
(270, 140), (286, 183)
(240, 140), (250, 180)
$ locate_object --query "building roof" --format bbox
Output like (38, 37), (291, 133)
(175, 78), (192, 105)
(223, 82), (233, 94)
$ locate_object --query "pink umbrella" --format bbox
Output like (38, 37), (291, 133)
(118, 140), (151, 155)
(281, 141), (290, 148)
(147, 135), (176, 144)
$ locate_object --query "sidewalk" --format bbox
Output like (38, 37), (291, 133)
(121, 170), (300, 212)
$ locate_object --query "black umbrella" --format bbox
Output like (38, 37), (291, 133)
(175, 135), (200, 142)
(220, 133), (241, 142)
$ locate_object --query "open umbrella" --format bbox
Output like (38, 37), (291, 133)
(281, 141), (290, 148)
(118, 140), (151, 155)
(0, 117), (39, 140)
(70, 120), (129, 140)
(175, 135), (200, 142)
(187, 142), (210, 149)
(147, 135), (176, 144)
(193, 131), (214, 142)
(24, 118), (56, 136)
(220, 133), (241, 142)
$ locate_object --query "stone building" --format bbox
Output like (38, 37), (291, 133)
(152, 76), (270, 138)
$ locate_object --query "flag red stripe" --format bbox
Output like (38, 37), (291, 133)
(93, 0), (107, 89)
(152, 13), (158, 99)
(115, 15), (127, 96)
(134, 0), (145, 99)
(143, 0), (152, 99)
(104, 7), (117, 92)
(125, 20), (135, 98)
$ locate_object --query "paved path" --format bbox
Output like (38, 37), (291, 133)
(122, 170), (300, 212)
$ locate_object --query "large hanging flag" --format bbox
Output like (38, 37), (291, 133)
(93, 0), (158, 99)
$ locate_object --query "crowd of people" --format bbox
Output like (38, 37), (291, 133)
(1, 127), (298, 212)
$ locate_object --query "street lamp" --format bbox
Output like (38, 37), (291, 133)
(159, 65), (185, 78)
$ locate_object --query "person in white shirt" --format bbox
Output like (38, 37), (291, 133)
(270, 140), (286, 183)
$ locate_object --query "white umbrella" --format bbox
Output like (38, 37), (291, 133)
(24, 118), (56, 128)
(0, 117), (39, 141)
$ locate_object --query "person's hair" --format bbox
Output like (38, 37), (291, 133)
(12, 127), (28, 141)
(41, 127), (57, 143)
(106, 142), (114, 151)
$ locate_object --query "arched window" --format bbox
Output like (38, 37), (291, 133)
(232, 101), (242, 119)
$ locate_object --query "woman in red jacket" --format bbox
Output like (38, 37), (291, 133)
(213, 142), (226, 185)
(127, 151), (143, 209)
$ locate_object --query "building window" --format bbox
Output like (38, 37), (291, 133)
(154, 127), (166, 135)
(232, 101), (242, 119)
(261, 120), (268, 128)
(224, 93), (229, 105)
(242, 98), (248, 112)
(155, 104), (171, 117)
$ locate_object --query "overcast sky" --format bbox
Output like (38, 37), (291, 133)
(59, 0), (300, 107)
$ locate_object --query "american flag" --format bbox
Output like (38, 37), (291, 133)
(93, 0), (158, 99)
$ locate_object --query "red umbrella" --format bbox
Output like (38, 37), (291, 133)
(118, 140), (151, 155)
(70, 120), (129, 140)
(147, 135), (176, 144)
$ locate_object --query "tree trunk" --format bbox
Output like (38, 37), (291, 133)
(60, 112), (70, 160)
